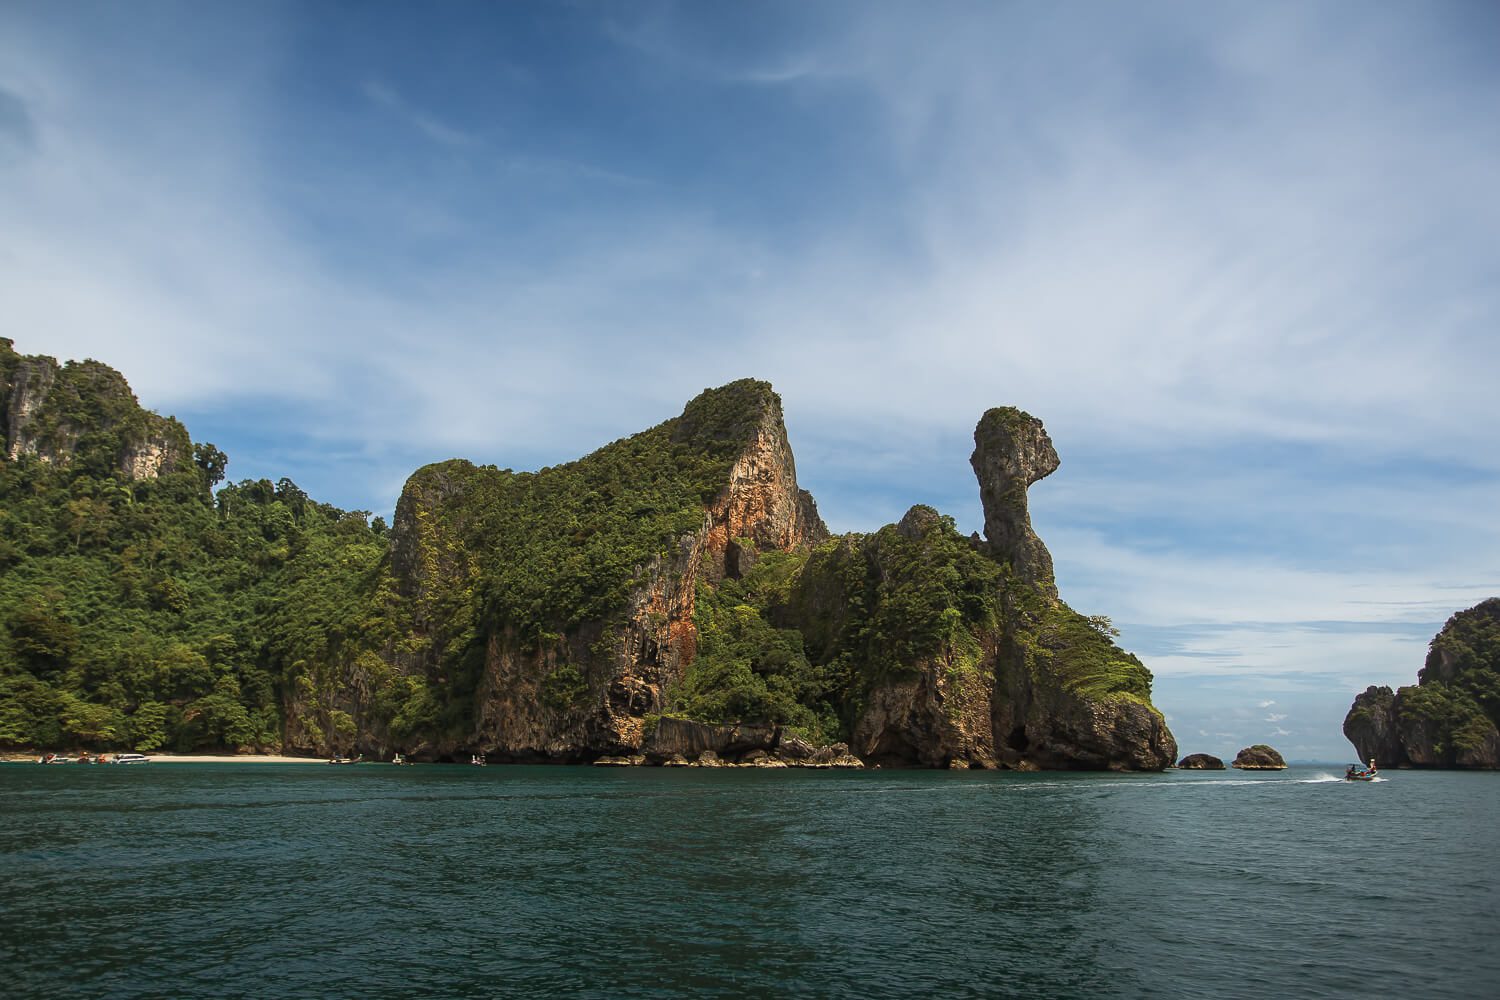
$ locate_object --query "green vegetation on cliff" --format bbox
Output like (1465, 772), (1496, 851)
(1017, 603), (1154, 704)
(787, 508), (1004, 699)
(667, 550), (837, 741)
(664, 503), (1153, 742)
(386, 381), (783, 726)
(1, 339), (192, 479)
(0, 457), (388, 751)
(478, 385), (769, 637)
(2, 342), (1165, 763)
(1405, 599), (1500, 757)
(0, 342), (387, 752)
(0, 355), (793, 754)
(1346, 599), (1500, 767)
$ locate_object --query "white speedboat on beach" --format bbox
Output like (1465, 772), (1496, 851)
(112, 754), (150, 765)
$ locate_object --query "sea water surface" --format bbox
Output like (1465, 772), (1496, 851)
(1, 764), (1495, 999)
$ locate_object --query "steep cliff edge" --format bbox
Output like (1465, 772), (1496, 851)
(976, 408), (1174, 770)
(340, 380), (829, 760)
(971, 406), (1060, 596)
(1, 339), (189, 480)
(1345, 599), (1500, 768)
(728, 407), (1175, 771)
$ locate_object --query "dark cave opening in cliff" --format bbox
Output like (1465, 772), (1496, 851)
(1007, 727), (1029, 753)
(867, 732), (922, 769)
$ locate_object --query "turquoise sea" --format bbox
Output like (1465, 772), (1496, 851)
(2, 764), (1495, 999)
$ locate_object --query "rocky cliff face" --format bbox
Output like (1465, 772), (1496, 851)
(0, 339), (187, 479)
(3, 354), (57, 461)
(971, 407), (1060, 596)
(1345, 599), (1500, 769)
(344, 382), (828, 761)
(1343, 686), (1407, 767)
(785, 409), (1176, 771)
(988, 638), (1178, 771)
(277, 381), (1173, 770)
(976, 409), (1175, 771)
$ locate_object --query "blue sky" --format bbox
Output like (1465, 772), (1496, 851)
(4, 1), (1498, 761)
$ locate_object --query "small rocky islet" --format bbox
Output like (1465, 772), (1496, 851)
(1176, 753), (1225, 770)
(1230, 745), (1288, 770)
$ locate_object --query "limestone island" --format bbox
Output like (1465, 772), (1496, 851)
(1344, 598), (1500, 769)
(1, 339), (1176, 770)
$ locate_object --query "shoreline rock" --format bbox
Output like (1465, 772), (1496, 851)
(1177, 753), (1225, 770)
(1231, 745), (1287, 770)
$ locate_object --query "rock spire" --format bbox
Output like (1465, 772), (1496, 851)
(970, 407), (1060, 595)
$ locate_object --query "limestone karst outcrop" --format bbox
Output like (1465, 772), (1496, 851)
(1, 337), (1179, 769)
(972, 409), (1175, 770)
(1231, 745), (1287, 770)
(970, 407), (1060, 596)
(1, 339), (188, 480)
(347, 394), (1175, 770)
(345, 380), (831, 762)
(1344, 599), (1500, 769)
(282, 386), (1170, 773)
(1343, 687), (1406, 767)
(1177, 753), (1225, 770)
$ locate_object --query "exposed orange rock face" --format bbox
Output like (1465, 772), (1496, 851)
(360, 384), (826, 762)
(698, 412), (826, 581)
(311, 382), (1175, 771)
(577, 404), (827, 754)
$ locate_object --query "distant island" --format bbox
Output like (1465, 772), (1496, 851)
(1345, 599), (1500, 769)
(0, 338), (1175, 769)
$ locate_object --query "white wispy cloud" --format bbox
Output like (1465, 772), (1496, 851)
(362, 79), (477, 147)
(1, 3), (1494, 760)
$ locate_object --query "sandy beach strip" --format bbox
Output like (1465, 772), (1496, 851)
(145, 754), (329, 764)
(3, 752), (370, 764)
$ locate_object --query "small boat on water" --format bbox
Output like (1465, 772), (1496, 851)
(328, 754), (363, 765)
(38, 753), (75, 764)
(112, 754), (150, 765)
(1344, 763), (1379, 781)
(391, 753), (413, 766)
